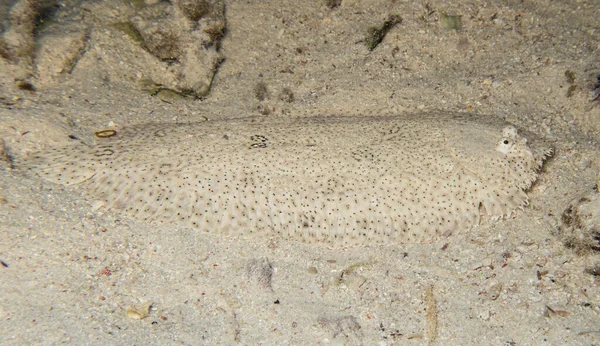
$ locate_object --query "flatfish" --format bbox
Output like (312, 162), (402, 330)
(14, 112), (553, 246)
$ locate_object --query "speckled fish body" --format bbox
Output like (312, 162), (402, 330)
(17, 112), (552, 246)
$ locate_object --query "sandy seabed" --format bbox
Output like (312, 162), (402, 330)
(1, 0), (600, 345)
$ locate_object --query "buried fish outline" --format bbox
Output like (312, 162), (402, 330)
(13, 111), (553, 246)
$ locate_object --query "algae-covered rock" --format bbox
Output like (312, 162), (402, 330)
(1, 0), (227, 98)
(130, 0), (226, 97)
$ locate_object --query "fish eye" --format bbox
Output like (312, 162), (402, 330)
(503, 140), (509, 145)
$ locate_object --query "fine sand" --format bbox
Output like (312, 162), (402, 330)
(1, 0), (599, 344)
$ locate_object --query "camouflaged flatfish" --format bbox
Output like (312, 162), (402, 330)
(15, 112), (552, 246)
